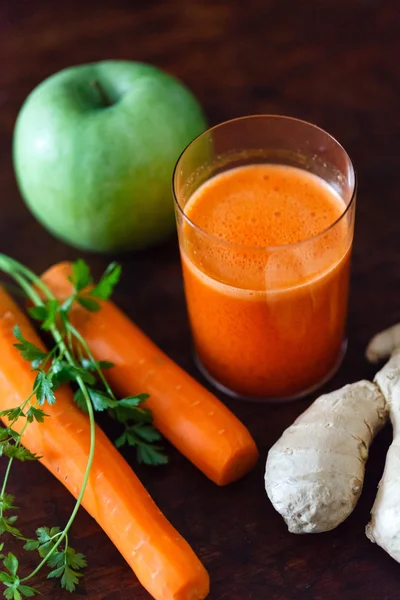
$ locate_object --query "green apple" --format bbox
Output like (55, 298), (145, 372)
(13, 61), (207, 253)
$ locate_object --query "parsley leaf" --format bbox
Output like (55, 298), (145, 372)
(133, 424), (162, 443)
(47, 546), (86, 571)
(64, 547), (87, 571)
(0, 430), (10, 442)
(26, 407), (48, 424)
(36, 526), (60, 545)
(118, 394), (149, 409)
(3, 588), (16, 600)
(0, 429), (18, 443)
(2, 430), (18, 443)
(76, 296), (101, 312)
(90, 262), (121, 300)
(0, 445), (39, 462)
(70, 259), (92, 292)
(0, 554), (38, 599)
(88, 388), (118, 411)
(28, 299), (59, 331)
(73, 389), (88, 413)
(60, 566), (82, 592)
(0, 572), (13, 585)
(0, 495), (17, 512)
(80, 358), (114, 372)
(3, 553), (18, 577)
(137, 444), (169, 466)
(34, 371), (56, 406)
(0, 516), (24, 539)
(51, 362), (96, 388)
(33, 527), (60, 559)
(23, 540), (39, 552)
(114, 422), (166, 466)
(45, 543), (86, 592)
(0, 408), (24, 423)
(111, 394), (150, 424)
(17, 586), (37, 598)
(113, 404), (152, 425)
(74, 388), (117, 413)
(13, 327), (47, 368)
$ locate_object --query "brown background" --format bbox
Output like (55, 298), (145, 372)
(1, 1), (400, 599)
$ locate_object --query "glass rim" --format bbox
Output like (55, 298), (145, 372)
(172, 114), (357, 253)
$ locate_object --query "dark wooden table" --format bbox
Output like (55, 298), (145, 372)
(2, 1), (400, 599)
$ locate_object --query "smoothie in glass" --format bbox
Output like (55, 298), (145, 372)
(173, 116), (356, 401)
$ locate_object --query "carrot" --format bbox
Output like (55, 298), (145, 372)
(0, 286), (209, 600)
(40, 262), (259, 485)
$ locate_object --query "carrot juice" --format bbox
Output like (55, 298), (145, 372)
(174, 116), (356, 400)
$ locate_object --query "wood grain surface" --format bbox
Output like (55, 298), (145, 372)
(1, 1), (400, 599)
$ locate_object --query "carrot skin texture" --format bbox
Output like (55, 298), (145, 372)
(41, 262), (259, 485)
(0, 287), (209, 600)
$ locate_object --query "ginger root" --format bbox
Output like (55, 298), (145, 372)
(265, 321), (400, 541)
(365, 324), (400, 561)
(265, 380), (388, 533)
(366, 323), (400, 363)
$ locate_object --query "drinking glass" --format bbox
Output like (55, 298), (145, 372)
(173, 115), (356, 402)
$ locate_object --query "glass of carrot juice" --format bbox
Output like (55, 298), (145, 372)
(173, 115), (356, 401)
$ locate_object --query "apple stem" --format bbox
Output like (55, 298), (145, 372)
(91, 80), (112, 107)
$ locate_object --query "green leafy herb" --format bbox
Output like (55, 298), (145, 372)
(3, 554), (18, 578)
(76, 296), (100, 313)
(0, 255), (166, 598)
(26, 407), (48, 424)
(51, 362), (96, 388)
(70, 259), (92, 292)
(12, 327), (47, 368)
(28, 300), (59, 331)
(0, 551), (38, 600)
(80, 358), (114, 372)
(0, 446), (38, 462)
(136, 444), (168, 466)
(0, 517), (23, 540)
(111, 393), (166, 465)
(90, 262), (121, 300)
(23, 508), (86, 592)
(47, 545), (87, 592)
(74, 388), (116, 413)
(34, 371), (56, 406)
(0, 497), (16, 514)
(0, 409), (24, 423)
(115, 422), (167, 466)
